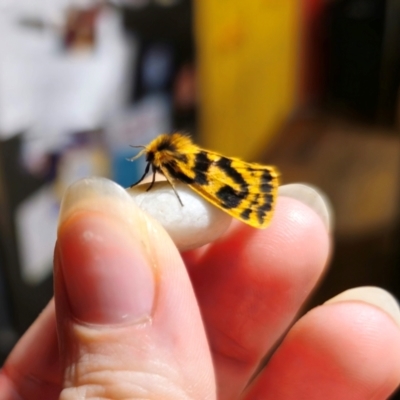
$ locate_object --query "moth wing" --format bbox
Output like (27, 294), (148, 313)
(185, 153), (279, 229)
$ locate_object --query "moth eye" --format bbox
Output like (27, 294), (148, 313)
(146, 152), (155, 162)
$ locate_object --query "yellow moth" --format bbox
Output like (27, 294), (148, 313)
(128, 133), (279, 228)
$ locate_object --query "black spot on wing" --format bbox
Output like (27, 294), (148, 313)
(240, 208), (252, 220)
(260, 170), (274, 192)
(257, 209), (266, 225)
(164, 162), (194, 184)
(193, 151), (212, 185)
(256, 195), (273, 224)
(174, 171), (195, 184)
(259, 201), (272, 212)
(216, 157), (249, 193)
(260, 182), (272, 193)
(264, 194), (274, 205)
(215, 157), (249, 202)
(216, 185), (246, 209)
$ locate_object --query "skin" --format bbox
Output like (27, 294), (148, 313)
(1, 183), (400, 399)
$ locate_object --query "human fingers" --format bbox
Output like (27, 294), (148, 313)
(0, 300), (61, 400)
(55, 178), (215, 399)
(242, 287), (400, 399)
(184, 184), (332, 398)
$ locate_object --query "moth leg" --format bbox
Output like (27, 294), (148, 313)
(159, 166), (184, 206)
(129, 162), (151, 188)
(146, 167), (157, 192)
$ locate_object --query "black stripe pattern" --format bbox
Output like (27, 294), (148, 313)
(215, 157), (249, 209)
(193, 151), (212, 185)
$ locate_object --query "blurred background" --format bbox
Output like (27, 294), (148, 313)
(0, 0), (399, 393)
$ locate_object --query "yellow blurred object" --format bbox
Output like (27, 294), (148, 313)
(196, 1), (299, 159)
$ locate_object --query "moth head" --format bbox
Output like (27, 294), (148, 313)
(146, 150), (155, 163)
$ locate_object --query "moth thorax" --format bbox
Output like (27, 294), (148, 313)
(150, 150), (168, 168)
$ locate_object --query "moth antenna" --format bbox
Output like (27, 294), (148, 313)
(127, 148), (146, 162)
(146, 169), (157, 192)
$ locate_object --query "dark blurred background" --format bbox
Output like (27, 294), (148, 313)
(0, 0), (399, 396)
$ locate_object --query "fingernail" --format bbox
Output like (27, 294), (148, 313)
(57, 177), (155, 324)
(325, 286), (400, 329)
(278, 183), (333, 232)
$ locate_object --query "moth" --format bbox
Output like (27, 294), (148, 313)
(128, 133), (279, 228)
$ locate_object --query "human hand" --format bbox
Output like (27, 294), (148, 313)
(1, 178), (400, 399)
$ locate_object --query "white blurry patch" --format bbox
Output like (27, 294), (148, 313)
(15, 185), (59, 284)
(127, 181), (231, 251)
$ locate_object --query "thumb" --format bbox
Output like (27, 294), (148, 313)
(54, 178), (215, 399)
